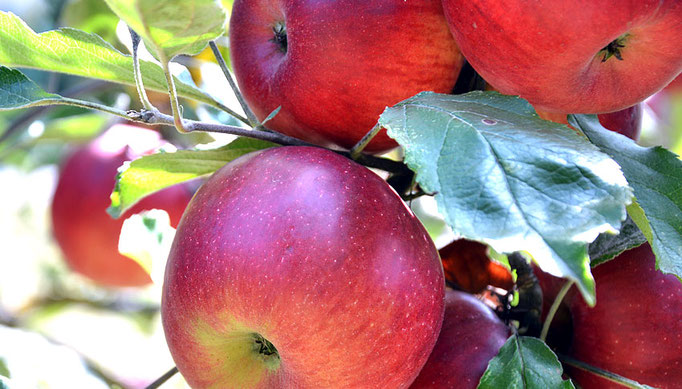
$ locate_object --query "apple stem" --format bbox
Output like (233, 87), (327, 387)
(350, 123), (382, 159)
(128, 27), (156, 112)
(145, 366), (179, 389)
(539, 280), (573, 342)
(208, 40), (258, 126)
(559, 354), (648, 388)
(159, 56), (187, 133)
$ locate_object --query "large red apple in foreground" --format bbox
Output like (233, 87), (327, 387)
(162, 146), (445, 388)
(410, 290), (509, 389)
(567, 244), (682, 388)
(229, 0), (463, 153)
(442, 0), (682, 114)
(51, 124), (194, 287)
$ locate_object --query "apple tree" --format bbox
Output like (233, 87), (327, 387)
(0, 0), (680, 388)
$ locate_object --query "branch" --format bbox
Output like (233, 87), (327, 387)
(540, 280), (573, 342)
(209, 40), (257, 126)
(129, 27), (155, 111)
(559, 354), (651, 389)
(145, 366), (179, 389)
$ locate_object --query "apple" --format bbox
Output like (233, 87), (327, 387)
(410, 290), (509, 389)
(537, 104), (643, 140)
(439, 239), (513, 293)
(51, 124), (194, 287)
(229, 0), (463, 153)
(566, 243), (682, 388)
(161, 146), (445, 388)
(442, 0), (682, 114)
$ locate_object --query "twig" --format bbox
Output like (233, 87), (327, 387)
(159, 56), (186, 132)
(209, 41), (257, 126)
(0, 80), (110, 145)
(559, 354), (650, 389)
(539, 280), (573, 342)
(350, 123), (382, 159)
(126, 108), (310, 146)
(129, 27), (156, 111)
(145, 366), (179, 389)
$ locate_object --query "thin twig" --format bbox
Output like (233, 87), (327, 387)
(159, 56), (186, 132)
(145, 366), (179, 389)
(539, 280), (573, 342)
(129, 27), (155, 111)
(350, 123), (382, 159)
(126, 108), (311, 146)
(0, 80), (110, 145)
(209, 40), (258, 126)
(559, 354), (647, 389)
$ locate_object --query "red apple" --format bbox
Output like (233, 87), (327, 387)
(410, 290), (509, 389)
(567, 244), (682, 388)
(162, 146), (445, 388)
(442, 0), (682, 114)
(537, 104), (643, 140)
(51, 124), (194, 287)
(229, 0), (463, 153)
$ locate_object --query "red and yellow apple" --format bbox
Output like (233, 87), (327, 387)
(51, 124), (194, 287)
(410, 290), (509, 389)
(229, 0), (463, 153)
(442, 0), (682, 114)
(567, 244), (682, 388)
(161, 146), (445, 388)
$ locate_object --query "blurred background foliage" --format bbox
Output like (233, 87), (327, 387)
(0, 0), (680, 388)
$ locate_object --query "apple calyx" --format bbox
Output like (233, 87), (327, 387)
(599, 34), (628, 62)
(253, 333), (279, 360)
(271, 22), (288, 54)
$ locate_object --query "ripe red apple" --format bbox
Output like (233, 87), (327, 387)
(229, 0), (463, 153)
(567, 244), (682, 388)
(51, 124), (194, 287)
(410, 290), (509, 389)
(537, 104), (643, 140)
(162, 146), (445, 388)
(442, 0), (682, 114)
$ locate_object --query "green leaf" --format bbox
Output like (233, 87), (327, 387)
(0, 357), (9, 378)
(37, 113), (108, 143)
(478, 335), (574, 389)
(588, 215), (646, 267)
(109, 137), (276, 217)
(572, 114), (682, 280)
(61, 0), (121, 44)
(118, 209), (176, 283)
(381, 92), (633, 305)
(0, 66), (63, 110)
(0, 11), (218, 107)
(104, 0), (227, 59)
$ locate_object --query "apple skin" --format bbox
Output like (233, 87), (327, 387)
(51, 124), (194, 287)
(162, 146), (445, 388)
(229, 0), (463, 153)
(442, 0), (682, 114)
(567, 244), (682, 388)
(410, 290), (509, 389)
(537, 104), (643, 140)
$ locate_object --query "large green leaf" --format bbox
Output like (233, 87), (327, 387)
(109, 137), (276, 217)
(380, 92), (633, 304)
(478, 336), (574, 389)
(104, 0), (227, 59)
(572, 114), (682, 280)
(0, 66), (64, 109)
(0, 11), (218, 107)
